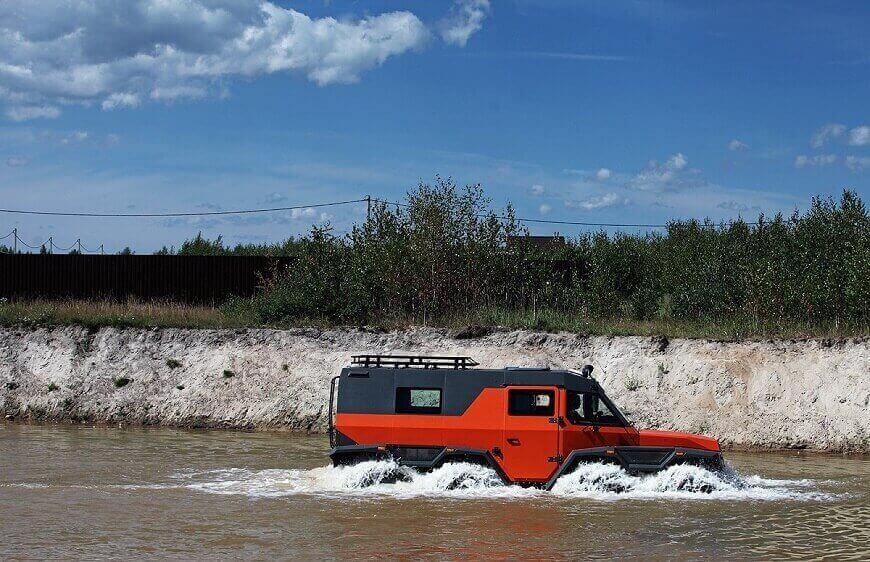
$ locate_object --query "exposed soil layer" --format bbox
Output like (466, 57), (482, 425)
(1, 326), (867, 452)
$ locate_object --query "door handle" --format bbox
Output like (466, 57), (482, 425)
(506, 438), (520, 445)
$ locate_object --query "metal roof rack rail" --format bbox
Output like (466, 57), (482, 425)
(351, 355), (480, 369)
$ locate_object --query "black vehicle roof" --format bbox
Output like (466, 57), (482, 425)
(336, 366), (604, 416)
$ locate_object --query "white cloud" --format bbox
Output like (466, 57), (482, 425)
(6, 155), (28, 167)
(439, 0), (491, 47)
(845, 155), (870, 171)
(728, 139), (748, 151)
(595, 167), (612, 181)
(669, 153), (688, 170)
(102, 93), (141, 110)
(848, 125), (869, 146)
(538, 203), (551, 215)
(530, 184), (545, 195)
(0, 1), (440, 117)
(290, 207), (318, 219)
(59, 131), (88, 145)
(5, 105), (60, 121)
(629, 152), (700, 191)
(794, 154), (837, 168)
(810, 123), (846, 148)
(566, 192), (623, 211)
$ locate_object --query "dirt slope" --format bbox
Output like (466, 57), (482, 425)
(1, 326), (867, 452)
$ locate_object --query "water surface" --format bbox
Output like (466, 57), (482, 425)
(1, 425), (868, 560)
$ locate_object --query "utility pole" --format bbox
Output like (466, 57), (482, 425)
(366, 194), (372, 222)
(76, 239), (82, 254)
(48, 236), (53, 254)
(12, 228), (16, 254)
(100, 244), (104, 255)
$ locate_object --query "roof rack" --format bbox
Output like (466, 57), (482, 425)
(351, 355), (480, 369)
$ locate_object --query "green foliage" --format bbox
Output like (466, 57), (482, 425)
(219, 181), (866, 335)
(113, 376), (132, 388)
(47, 382), (59, 392)
(165, 358), (181, 369)
(222, 369), (235, 378)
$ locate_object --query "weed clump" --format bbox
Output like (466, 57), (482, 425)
(222, 370), (235, 378)
(113, 376), (132, 388)
(165, 358), (181, 369)
(47, 382), (59, 392)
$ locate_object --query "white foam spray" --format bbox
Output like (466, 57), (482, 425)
(175, 460), (834, 502)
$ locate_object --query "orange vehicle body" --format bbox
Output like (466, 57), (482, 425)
(329, 358), (722, 487)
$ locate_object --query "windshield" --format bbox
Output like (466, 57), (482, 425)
(566, 391), (623, 426)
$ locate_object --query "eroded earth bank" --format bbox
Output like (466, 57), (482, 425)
(1, 326), (867, 452)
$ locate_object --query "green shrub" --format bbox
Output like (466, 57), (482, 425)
(165, 358), (181, 369)
(208, 182), (869, 336)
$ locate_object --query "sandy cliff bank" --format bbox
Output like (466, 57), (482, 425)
(1, 326), (867, 452)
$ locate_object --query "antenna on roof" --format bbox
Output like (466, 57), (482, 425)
(351, 355), (479, 369)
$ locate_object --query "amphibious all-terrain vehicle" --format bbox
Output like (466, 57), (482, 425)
(328, 355), (722, 489)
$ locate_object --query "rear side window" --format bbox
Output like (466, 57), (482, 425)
(396, 388), (442, 414)
(508, 390), (554, 416)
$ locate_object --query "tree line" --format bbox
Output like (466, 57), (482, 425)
(219, 178), (868, 333)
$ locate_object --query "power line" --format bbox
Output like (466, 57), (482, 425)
(371, 198), (671, 229)
(0, 198), (367, 218)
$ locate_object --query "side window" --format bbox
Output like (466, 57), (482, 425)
(508, 390), (555, 416)
(396, 388), (442, 414)
(566, 391), (621, 425)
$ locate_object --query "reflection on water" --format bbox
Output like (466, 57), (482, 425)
(1, 425), (868, 560)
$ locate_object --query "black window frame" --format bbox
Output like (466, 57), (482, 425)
(565, 390), (624, 427)
(395, 387), (443, 415)
(507, 389), (556, 416)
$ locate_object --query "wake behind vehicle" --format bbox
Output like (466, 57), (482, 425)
(328, 355), (723, 489)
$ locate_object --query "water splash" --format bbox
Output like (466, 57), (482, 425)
(176, 460), (832, 502)
(550, 462), (831, 500)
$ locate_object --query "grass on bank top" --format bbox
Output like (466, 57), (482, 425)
(0, 298), (865, 341)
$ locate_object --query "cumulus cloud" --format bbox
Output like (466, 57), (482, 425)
(0, 1), (446, 119)
(595, 168), (612, 181)
(794, 154), (838, 168)
(810, 123), (846, 148)
(439, 0), (491, 47)
(538, 203), (551, 215)
(728, 139), (748, 151)
(5, 105), (60, 121)
(845, 155), (870, 171)
(848, 125), (869, 146)
(102, 93), (141, 110)
(566, 192), (624, 211)
(530, 184), (545, 195)
(629, 152), (701, 191)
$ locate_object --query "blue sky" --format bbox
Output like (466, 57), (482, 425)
(0, 0), (867, 252)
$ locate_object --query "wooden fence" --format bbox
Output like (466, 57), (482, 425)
(0, 255), (294, 303)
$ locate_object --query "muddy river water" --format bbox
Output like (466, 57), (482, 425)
(1, 425), (868, 560)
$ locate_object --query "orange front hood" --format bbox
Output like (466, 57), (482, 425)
(635, 429), (720, 452)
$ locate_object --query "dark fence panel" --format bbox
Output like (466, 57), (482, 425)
(0, 255), (294, 303)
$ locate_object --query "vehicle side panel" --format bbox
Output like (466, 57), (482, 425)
(335, 388), (505, 452)
(501, 386), (561, 482)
